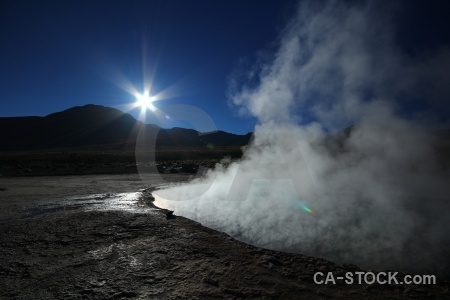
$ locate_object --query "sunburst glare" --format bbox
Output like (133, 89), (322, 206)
(134, 91), (156, 112)
(99, 35), (194, 124)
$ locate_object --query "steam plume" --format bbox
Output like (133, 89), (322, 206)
(154, 1), (450, 278)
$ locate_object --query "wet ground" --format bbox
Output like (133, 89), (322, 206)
(0, 174), (449, 299)
(0, 174), (189, 221)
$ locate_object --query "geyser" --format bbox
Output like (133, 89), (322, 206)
(154, 0), (450, 279)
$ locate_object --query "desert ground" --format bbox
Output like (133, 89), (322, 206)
(0, 167), (449, 298)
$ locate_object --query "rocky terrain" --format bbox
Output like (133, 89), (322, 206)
(0, 175), (449, 299)
(2, 210), (449, 299)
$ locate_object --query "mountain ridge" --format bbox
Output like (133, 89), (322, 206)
(0, 104), (252, 151)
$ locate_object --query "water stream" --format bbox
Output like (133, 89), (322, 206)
(22, 187), (165, 218)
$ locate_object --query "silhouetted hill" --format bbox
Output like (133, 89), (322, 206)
(200, 130), (253, 146)
(0, 104), (252, 151)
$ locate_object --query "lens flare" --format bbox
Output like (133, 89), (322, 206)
(300, 203), (316, 216)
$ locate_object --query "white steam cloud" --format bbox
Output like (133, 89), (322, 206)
(154, 1), (450, 278)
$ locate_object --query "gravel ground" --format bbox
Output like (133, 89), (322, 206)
(0, 175), (448, 299)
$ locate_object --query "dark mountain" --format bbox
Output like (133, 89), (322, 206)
(0, 104), (252, 151)
(200, 130), (253, 146)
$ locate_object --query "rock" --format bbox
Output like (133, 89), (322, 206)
(164, 210), (175, 219)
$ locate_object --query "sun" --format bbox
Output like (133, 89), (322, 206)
(135, 92), (156, 111)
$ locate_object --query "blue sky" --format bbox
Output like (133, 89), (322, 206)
(0, 0), (295, 134)
(1, 0), (450, 134)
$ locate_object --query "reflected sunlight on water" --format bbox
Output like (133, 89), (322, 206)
(23, 189), (165, 218)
